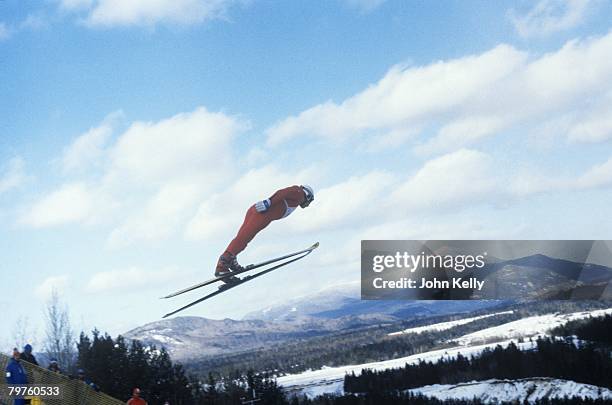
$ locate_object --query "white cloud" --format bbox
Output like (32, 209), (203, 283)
(185, 165), (321, 241)
(287, 171), (396, 233)
(83, 0), (235, 28)
(101, 107), (245, 245)
(509, 172), (565, 196)
(86, 267), (177, 293)
(22, 107), (247, 248)
(107, 181), (201, 248)
(35, 275), (69, 299)
(391, 149), (497, 211)
(0, 23), (11, 41)
(0, 157), (26, 194)
(105, 107), (243, 188)
(20, 182), (95, 227)
(266, 44), (525, 147)
(361, 217), (523, 241)
(245, 147), (268, 166)
(186, 147), (612, 245)
(510, 155), (612, 195)
(569, 114), (612, 143)
(186, 149), (499, 242)
(576, 157), (612, 189)
(416, 116), (508, 155)
(567, 94), (612, 143)
(509, 0), (594, 38)
(62, 111), (121, 172)
(266, 32), (612, 152)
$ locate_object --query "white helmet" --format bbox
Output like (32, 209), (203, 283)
(300, 185), (314, 208)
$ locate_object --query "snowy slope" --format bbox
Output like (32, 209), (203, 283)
(453, 308), (612, 346)
(408, 378), (612, 403)
(388, 311), (514, 336)
(277, 339), (536, 398)
(279, 307), (612, 398)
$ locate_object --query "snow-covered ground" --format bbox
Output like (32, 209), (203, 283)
(453, 308), (612, 346)
(279, 308), (612, 399)
(388, 311), (514, 336)
(150, 334), (185, 345)
(278, 339), (537, 398)
(408, 378), (612, 403)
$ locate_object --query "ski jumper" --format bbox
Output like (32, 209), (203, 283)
(225, 186), (306, 256)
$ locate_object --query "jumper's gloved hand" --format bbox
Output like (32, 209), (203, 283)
(255, 198), (271, 213)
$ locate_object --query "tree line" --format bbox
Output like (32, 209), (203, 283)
(76, 330), (612, 404)
(187, 300), (608, 379)
(552, 314), (612, 344)
(76, 330), (287, 404)
(296, 393), (612, 404)
(343, 337), (612, 393)
(188, 311), (520, 378)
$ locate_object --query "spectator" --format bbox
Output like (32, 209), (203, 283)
(126, 387), (147, 405)
(47, 358), (61, 374)
(76, 369), (99, 391)
(20, 344), (38, 366)
(5, 348), (28, 405)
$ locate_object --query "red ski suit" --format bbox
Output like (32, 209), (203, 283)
(225, 186), (306, 256)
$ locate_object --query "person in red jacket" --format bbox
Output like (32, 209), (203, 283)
(215, 185), (314, 280)
(126, 388), (147, 405)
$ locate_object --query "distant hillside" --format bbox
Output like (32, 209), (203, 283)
(449, 253), (612, 300)
(243, 281), (497, 321)
(506, 253), (612, 283)
(125, 283), (500, 361)
(122, 315), (386, 361)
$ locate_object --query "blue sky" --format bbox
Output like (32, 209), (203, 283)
(1, 0), (612, 348)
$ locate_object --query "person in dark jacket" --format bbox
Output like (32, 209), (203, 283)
(5, 348), (28, 405)
(20, 344), (38, 366)
(76, 369), (100, 392)
(47, 358), (61, 373)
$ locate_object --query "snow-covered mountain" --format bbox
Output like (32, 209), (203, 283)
(473, 253), (612, 300)
(506, 254), (612, 284)
(122, 314), (397, 361)
(243, 281), (497, 321)
(125, 283), (501, 361)
(408, 378), (612, 403)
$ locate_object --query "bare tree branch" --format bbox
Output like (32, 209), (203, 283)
(44, 289), (76, 372)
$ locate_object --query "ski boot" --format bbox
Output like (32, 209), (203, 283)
(215, 251), (244, 286)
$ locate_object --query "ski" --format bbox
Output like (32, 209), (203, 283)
(160, 242), (320, 299)
(161, 242), (319, 299)
(162, 242), (319, 318)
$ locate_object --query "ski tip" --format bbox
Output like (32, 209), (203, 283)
(312, 241), (320, 249)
